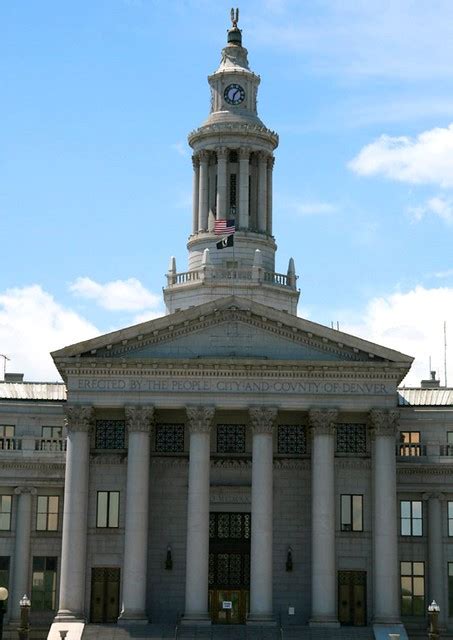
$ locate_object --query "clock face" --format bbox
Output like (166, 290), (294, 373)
(224, 84), (245, 106)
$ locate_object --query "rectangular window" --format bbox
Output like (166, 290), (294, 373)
(400, 500), (423, 536)
(0, 556), (10, 590)
(155, 424), (184, 453)
(340, 495), (363, 531)
(95, 420), (125, 450)
(447, 432), (453, 455)
(399, 432), (421, 456)
(336, 424), (367, 454)
(229, 173), (237, 214)
(42, 426), (63, 439)
(0, 496), (12, 531)
(0, 425), (15, 450)
(96, 491), (119, 528)
(448, 502), (453, 536)
(278, 425), (307, 454)
(449, 563), (453, 616)
(31, 556), (57, 611)
(216, 425), (246, 454)
(36, 496), (59, 531)
(401, 561), (425, 616)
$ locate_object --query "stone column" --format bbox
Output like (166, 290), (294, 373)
(119, 406), (154, 623)
(182, 406), (215, 624)
(239, 147), (250, 229)
(370, 409), (400, 624)
(192, 155), (200, 234)
(216, 147), (228, 220)
(10, 486), (35, 621)
(426, 492), (445, 627)
(309, 409), (339, 627)
(198, 151), (210, 231)
(267, 156), (274, 235)
(248, 407), (277, 623)
(257, 152), (268, 232)
(55, 405), (93, 622)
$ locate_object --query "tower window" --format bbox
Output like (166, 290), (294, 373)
(230, 174), (237, 215)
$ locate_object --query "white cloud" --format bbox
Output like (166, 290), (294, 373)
(341, 285), (453, 386)
(171, 142), (189, 157)
(408, 196), (453, 226)
(348, 124), (453, 188)
(70, 277), (161, 312)
(434, 269), (453, 279)
(0, 285), (99, 381)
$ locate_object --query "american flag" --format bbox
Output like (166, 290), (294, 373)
(214, 219), (236, 236)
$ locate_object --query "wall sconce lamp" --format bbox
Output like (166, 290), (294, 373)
(165, 545), (173, 570)
(286, 546), (293, 572)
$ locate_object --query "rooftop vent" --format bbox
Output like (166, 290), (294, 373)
(4, 373), (24, 383)
(420, 371), (440, 389)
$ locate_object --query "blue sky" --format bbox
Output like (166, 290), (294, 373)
(1, 0), (453, 384)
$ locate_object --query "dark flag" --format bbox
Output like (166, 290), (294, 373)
(216, 235), (234, 250)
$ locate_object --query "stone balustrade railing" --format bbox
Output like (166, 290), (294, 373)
(0, 437), (66, 454)
(167, 267), (296, 289)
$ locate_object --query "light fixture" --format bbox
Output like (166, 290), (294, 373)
(428, 600), (440, 613)
(0, 588), (7, 602)
(19, 595), (31, 608)
(286, 546), (293, 572)
(165, 545), (173, 570)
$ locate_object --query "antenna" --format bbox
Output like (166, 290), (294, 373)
(0, 354), (10, 381)
(444, 321), (448, 387)
(429, 355), (432, 374)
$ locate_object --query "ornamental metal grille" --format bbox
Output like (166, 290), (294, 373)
(155, 424), (184, 453)
(336, 423), (367, 454)
(209, 512), (251, 588)
(209, 512), (251, 541)
(217, 424), (246, 454)
(208, 552), (250, 588)
(95, 420), (125, 450)
(278, 425), (307, 454)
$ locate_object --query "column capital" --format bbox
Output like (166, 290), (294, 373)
(64, 405), (94, 434)
(14, 486), (37, 496)
(125, 406), (154, 434)
(249, 407), (278, 434)
(186, 406), (215, 434)
(257, 150), (269, 163)
(309, 408), (338, 435)
(370, 408), (399, 437)
(198, 149), (211, 163)
(192, 154), (200, 169)
(216, 146), (229, 160)
(267, 156), (275, 169)
(422, 491), (445, 502)
(239, 146), (251, 160)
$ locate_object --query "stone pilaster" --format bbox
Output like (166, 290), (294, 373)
(248, 407), (277, 624)
(182, 406), (215, 624)
(239, 147), (250, 229)
(257, 152), (268, 232)
(198, 150), (210, 231)
(216, 147), (228, 220)
(424, 492), (445, 627)
(119, 406), (154, 623)
(370, 408), (400, 624)
(10, 486), (36, 621)
(55, 405), (93, 622)
(192, 155), (200, 234)
(267, 156), (274, 235)
(309, 409), (339, 627)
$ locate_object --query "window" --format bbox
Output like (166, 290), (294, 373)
(0, 557), (9, 590)
(42, 426), (63, 439)
(447, 432), (453, 455)
(96, 491), (119, 528)
(336, 424), (367, 454)
(340, 495), (363, 531)
(448, 563), (453, 616)
(229, 173), (237, 214)
(155, 424), (184, 453)
(31, 557), (57, 611)
(95, 420), (125, 450)
(217, 425), (246, 454)
(401, 561), (424, 616)
(0, 496), (12, 531)
(36, 496), (59, 531)
(0, 425), (15, 450)
(399, 432), (421, 456)
(400, 500), (422, 536)
(278, 425), (307, 454)
(448, 502), (453, 536)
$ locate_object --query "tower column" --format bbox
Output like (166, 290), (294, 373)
(370, 409), (400, 624)
(267, 156), (274, 235)
(56, 405), (93, 622)
(192, 155), (200, 234)
(248, 407), (277, 624)
(309, 409), (339, 627)
(10, 486), (35, 621)
(239, 147), (250, 229)
(198, 151), (210, 231)
(216, 147), (228, 220)
(257, 152), (268, 232)
(426, 492), (445, 627)
(119, 406), (154, 623)
(183, 406), (215, 624)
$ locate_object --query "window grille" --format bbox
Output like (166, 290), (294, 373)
(155, 424), (184, 453)
(278, 425), (307, 454)
(95, 420), (125, 449)
(336, 423), (366, 454)
(209, 512), (251, 540)
(217, 424), (246, 454)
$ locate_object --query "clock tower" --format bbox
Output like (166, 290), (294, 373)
(163, 10), (299, 314)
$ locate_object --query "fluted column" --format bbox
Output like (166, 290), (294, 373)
(370, 409), (400, 624)
(119, 406), (154, 623)
(55, 405), (93, 622)
(216, 147), (228, 220)
(267, 156), (274, 235)
(248, 407), (277, 623)
(309, 409), (339, 627)
(239, 147), (250, 229)
(10, 486), (35, 621)
(426, 492), (445, 627)
(198, 151), (210, 231)
(192, 155), (200, 234)
(183, 406), (215, 624)
(257, 152), (268, 232)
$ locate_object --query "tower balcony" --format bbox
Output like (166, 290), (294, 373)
(166, 265), (296, 289)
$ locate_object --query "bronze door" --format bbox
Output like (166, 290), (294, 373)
(90, 567), (120, 623)
(338, 570), (366, 626)
(209, 589), (248, 624)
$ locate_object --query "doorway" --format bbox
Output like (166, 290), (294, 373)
(338, 570), (366, 626)
(90, 567), (120, 623)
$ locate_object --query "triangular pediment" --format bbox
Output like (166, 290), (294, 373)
(52, 296), (413, 371)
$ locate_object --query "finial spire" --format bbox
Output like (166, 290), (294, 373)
(230, 7), (239, 28)
(227, 7), (242, 45)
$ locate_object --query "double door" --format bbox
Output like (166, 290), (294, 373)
(209, 589), (249, 624)
(90, 567), (120, 623)
(338, 570), (366, 626)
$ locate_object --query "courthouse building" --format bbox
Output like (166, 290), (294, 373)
(1, 13), (453, 640)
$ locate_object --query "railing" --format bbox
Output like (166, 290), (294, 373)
(440, 444), (453, 456)
(0, 437), (21, 450)
(35, 438), (67, 452)
(264, 271), (289, 286)
(211, 268), (253, 281)
(397, 443), (427, 458)
(174, 271), (200, 285)
(168, 268), (296, 289)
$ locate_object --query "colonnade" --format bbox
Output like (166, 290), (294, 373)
(191, 148), (274, 235)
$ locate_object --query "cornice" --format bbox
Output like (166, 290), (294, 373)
(0, 461), (65, 472)
(188, 122), (279, 148)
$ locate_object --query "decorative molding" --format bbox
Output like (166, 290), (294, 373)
(198, 149), (211, 162)
(0, 461), (65, 472)
(188, 122), (279, 148)
(274, 458), (310, 470)
(211, 457), (252, 469)
(239, 147), (251, 160)
(216, 146), (229, 160)
(397, 466), (453, 476)
(186, 406), (215, 434)
(90, 454), (127, 465)
(210, 485), (251, 504)
(422, 491), (445, 501)
(370, 408), (399, 437)
(64, 405), (94, 434)
(125, 405), (154, 434)
(249, 407), (278, 435)
(335, 458), (371, 470)
(309, 408), (338, 436)
(14, 486), (37, 495)
(150, 456), (189, 467)
(191, 154), (200, 169)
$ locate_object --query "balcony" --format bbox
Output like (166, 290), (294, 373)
(0, 436), (66, 459)
(166, 266), (297, 290)
(396, 442), (453, 464)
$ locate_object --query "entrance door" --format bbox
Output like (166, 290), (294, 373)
(338, 570), (366, 626)
(90, 567), (120, 623)
(209, 589), (249, 624)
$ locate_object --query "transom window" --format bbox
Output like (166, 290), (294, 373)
(336, 424), (367, 454)
(399, 432), (421, 456)
(95, 420), (125, 450)
(278, 425), (307, 454)
(155, 424), (184, 453)
(96, 491), (119, 528)
(340, 495), (363, 532)
(400, 500), (422, 536)
(36, 496), (59, 531)
(217, 425), (246, 454)
(401, 561), (425, 616)
(31, 556), (57, 611)
(0, 496), (12, 531)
